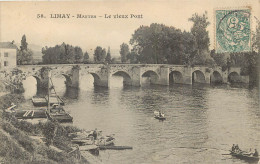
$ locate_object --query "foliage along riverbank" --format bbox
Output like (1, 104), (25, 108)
(0, 93), (89, 164)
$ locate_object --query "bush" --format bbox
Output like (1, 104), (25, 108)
(42, 121), (57, 146)
(0, 130), (32, 161)
(31, 154), (57, 164)
(0, 93), (85, 163)
(1, 120), (35, 153)
(0, 94), (25, 109)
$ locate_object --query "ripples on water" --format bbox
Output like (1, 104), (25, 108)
(22, 76), (260, 164)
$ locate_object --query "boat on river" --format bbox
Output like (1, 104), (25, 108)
(95, 135), (115, 146)
(69, 130), (115, 146)
(154, 111), (166, 120)
(15, 109), (47, 119)
(32, 95), (64, 107)
(5, 104), (47, 121)
(46, 104), (73, 123)
(78, 145), (99, 156)
(229, 150), (259, 162)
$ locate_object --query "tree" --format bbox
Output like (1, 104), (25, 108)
(64, 44), (75, 64)
(252, 21), (260, 52)
(210, 49), (228, 70)
(130, 23), (196, 64)
(17, 49), (33, 65)
(181, 31), (197, 65)
(246, 51), (258, 85)
(189, 12), (213, 65)
(101, 48), (106, 62)
(127, 50), (139, 64)
(83, 51), (89, 63)
(42, 43), (82, 64)
(188, 11), (210, 52)
(74, 46), (83, 63)
(251, 20), (260, 85)
(42, 45), (63, 64)
(192, 49), (208, 65)
(120, 43), (129, 63)
(93, 46), (103, 63)
(20, 35), (28, 51)
(105, 47), (112, 63)
(17, 35), (33, 65)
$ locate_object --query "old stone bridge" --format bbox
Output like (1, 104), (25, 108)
(9, 64), (249, 90)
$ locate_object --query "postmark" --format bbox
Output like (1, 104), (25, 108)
(215, 8), (251, 53)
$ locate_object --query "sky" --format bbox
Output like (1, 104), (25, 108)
(0, 0), (259, 56)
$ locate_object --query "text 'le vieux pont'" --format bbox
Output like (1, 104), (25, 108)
(37, 14), (143, 19)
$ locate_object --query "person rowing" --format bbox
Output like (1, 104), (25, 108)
(253, 149), (259, 157)
(231, 144), (242, 153)
(159, 111), (162, 117)
(232, 144), (236, 151)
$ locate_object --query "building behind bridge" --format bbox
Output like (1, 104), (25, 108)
(0, 42), (17, 69)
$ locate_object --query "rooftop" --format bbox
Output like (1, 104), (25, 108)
(0, 42), (17, 49)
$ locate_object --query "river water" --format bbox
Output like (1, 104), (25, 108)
(22, 75), (260, 164)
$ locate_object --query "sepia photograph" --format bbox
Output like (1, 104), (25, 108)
(0, 0), (259, 163)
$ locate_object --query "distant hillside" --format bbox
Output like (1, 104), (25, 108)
(28, 44), (43, 61)
(28, 44), (43, 51)
(110, 49), (120, 57)
(87, 48), (120, 60)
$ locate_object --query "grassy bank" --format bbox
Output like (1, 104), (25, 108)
(0, 93), (88, 164)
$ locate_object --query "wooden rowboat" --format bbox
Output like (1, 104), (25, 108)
(154, 111), (166, 120)
(32, 95), (65, 107)
(46, 105), (73, 123)
(229, 150), (259, 162)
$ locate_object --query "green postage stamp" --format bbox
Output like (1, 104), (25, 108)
(215, 8), (251, 53)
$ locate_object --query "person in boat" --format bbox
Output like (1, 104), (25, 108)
(231, 144), (236, 151)
(159, 111), (162, 117)
(238, 145), (242, 152)
(234, 144), (241, 153)
(93, 128), (98, 140)
(248, 148), (254, 156)
(253, 149), (259, 157)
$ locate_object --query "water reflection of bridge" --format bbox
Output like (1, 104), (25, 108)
(15, 64), (248, 91)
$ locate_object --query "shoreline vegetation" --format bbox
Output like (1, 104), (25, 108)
(0, 93), (90, 164)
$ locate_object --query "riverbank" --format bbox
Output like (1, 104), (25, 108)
(0, 93), (91, 164)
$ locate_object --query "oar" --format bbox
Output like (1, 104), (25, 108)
(222, 153), (231, 155)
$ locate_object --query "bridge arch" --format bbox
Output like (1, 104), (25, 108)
(192, 70), (206, 84)
(169, 71), (183, 84)
(210, 71), (223, 84)
(90, 73), (100, 80)
(61, 74), (72, 86)
(78, 72), (101, 89)
(46, 73), (71, 96)
(142, 70), (159, 84)
(31, 75), (41, 86)
(112, 71), (132, 86)
(89, 72), (101, 86)
(228, 72), (240, 84)
(22, 75), (40, 96)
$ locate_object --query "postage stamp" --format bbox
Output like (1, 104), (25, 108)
(215, 8), (251, 53)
